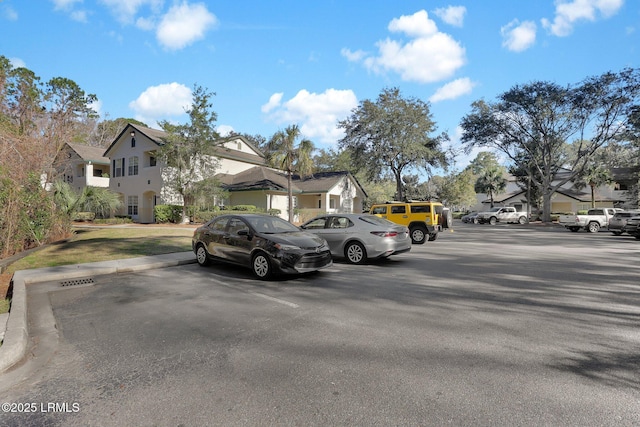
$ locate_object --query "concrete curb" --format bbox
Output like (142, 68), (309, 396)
(0, 251), (197, 374)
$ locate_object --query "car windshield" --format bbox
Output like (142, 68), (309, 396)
(246, 216), (300, 233)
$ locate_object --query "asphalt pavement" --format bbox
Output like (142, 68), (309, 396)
(0, 251), (197, 374)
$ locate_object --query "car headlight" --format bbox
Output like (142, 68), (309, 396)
(275, 243), (300, 251)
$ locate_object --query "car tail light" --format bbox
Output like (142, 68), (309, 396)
(371, 231), (398, 237)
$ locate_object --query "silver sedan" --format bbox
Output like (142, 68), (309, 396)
(300, 213), (411, 264)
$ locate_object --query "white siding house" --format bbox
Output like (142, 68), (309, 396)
(52, 143), (110, 192)
(103, 124), (265, 223)
(103, 123), (368, 223)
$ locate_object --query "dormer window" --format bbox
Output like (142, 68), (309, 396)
(130, 130), (136, 148)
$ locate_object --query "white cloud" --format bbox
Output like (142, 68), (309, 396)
(129, 82), (192, 125)
(263, 89), (358, 145)
(346, 10), (466, 84)
(9, 57), (26, 69)
(99, 0), (163, 24)
(50, 0), (88, 22)
(340, 48), (367, 62)
(51, 0), (82, 10)
(261, 93), (284, 113)
(89, 99), (103, 117)
(541, 0), (624, 37)
(2, 5), (18, 20)
(216, 125), (234, 137)
(501, 20), (537, 52)
(433, 6), (467, 27)
(70, 10), (89, 23)
(156, 2), (218, 51)
(429, 78), (476, 103)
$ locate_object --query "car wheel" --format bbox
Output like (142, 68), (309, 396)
(195, 244), (211, 266)
(252, 252), (272, 280)
(587, 222), (600, 233)
(410, 226), (427, 244)
(473, 218), (479, 224)
(518, 216), (527, 224)
(440, 208), (451, 229)
(345, 241), (367, 264)
(489, 216), (497, 225)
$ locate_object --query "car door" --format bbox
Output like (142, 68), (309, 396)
(204, 216), (229, 259)
(223, 217), (253, 266)
(318, 216), (352, 253)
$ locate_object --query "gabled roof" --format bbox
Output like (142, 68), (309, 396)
(293, 170), (368, 197)
(103, 123), (264, 166)
(64, 143), (110, 165)
(218, 166), (295, 193)
(220, 167), (368, 197)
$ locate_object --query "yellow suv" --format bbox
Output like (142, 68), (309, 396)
(369, 201), (451, 244)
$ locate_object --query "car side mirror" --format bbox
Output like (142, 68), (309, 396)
(237, 229), (251, 237)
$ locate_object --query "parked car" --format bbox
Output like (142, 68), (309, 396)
(369, 201), (451, 244)
(476, 206), (528, 225)
(621, 215), (640, 239)
(461, 211), (479, 224)
(300, 213), (411, 264)
(192, 214), (332, 280)
(558, 208), (623, 233)
(608, 211), (640, 235)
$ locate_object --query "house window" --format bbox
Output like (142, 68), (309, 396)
(330, 199), (336, 209)
(114, 158), (124, 177)
(128, 156), (139, 176)
(128, 196), (138, 216)
(131, 137), (136, 148)
(318, 200), (322, 209)
(93, 168), (103, 177)
(149, 155), (157, 167)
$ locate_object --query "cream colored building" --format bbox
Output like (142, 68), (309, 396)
(52, 143), (110, 192)
(472, 168), (637, 214)
(103, 123), (367, 223)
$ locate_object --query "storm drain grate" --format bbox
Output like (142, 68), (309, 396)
(60, 277), (95, 287)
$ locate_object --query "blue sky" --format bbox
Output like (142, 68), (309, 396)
(2, 0), (638, 170)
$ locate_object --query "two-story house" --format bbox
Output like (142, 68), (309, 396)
(52, 143), (110, 192)
(103, 123), (367, 223)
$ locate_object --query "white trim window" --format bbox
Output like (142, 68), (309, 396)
(114, 158), (123, 177)
(128, 195), (139, 216)
(128, 156), (139, 176)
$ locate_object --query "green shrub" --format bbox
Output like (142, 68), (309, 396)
(154, 205), (183, 223)
(93, 217), (133, 225)
(73, 212), (96, 222)
(267, 209), (281, 216)
(230, 205), (257, 212)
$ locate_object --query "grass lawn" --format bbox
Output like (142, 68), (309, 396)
(0, 226), (196, 312)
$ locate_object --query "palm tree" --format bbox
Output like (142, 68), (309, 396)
(573, 165), (613, 208)
(267, 125), (315, 222)
(474, 166), (507, 208)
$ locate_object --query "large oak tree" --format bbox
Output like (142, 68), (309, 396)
(460, 68), (640, 222)
(338, 87), (448, 202)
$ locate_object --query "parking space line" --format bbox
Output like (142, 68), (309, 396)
(205, 275), (300, 309)
(251, 292), (299, 308)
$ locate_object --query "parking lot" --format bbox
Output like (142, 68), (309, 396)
(1, 223), (640, 426)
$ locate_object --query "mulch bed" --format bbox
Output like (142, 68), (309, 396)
(0, 273), (12, 299)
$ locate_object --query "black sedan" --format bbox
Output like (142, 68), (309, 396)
(192, 214), (333, 279)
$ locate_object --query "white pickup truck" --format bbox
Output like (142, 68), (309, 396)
(558, 208), (622, 233)
(476, 207), (528, 225)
